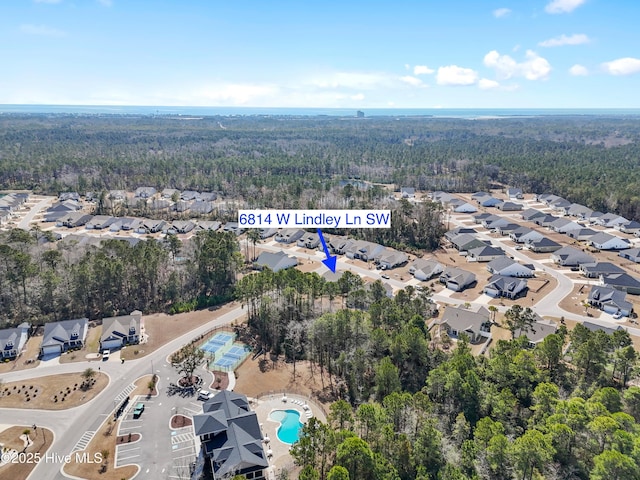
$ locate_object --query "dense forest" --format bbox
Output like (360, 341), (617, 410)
(234, 268), (640, 480)
(1, 113), (640, 219)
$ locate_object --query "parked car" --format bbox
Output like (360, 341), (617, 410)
(102, 350), (110, 361)
(198, 390), (213, 401)
(133, 402), (145, 418)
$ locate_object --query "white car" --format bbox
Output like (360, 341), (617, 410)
(102, 350), (110, 361)
(613, 312), (623, 319)
(197, 390), (213, 401)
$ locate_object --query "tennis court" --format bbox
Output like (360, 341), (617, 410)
(200, 332), (234, 354)
(211, 343), (251, 371)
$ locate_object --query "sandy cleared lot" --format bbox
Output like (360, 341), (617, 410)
(0, 372), (108, 410)
(120, 301), (244, 361)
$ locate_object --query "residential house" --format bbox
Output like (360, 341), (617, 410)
(199, 192), (218, 202)
(444, 227), (476, 242)
(595, 213), (628, 228)
(410, 258), (443, 281)
(588, 286), (633, 317)
(223, 222), (244, 236)
(472, 213), (493, 224)
(449, 199), (477, 213)
(449, 233), (488, 252)
(134, 187), (156, 198)
(521, 209), (545, 222)
(487, 257), (534, 277)
(136, 219), (166, 234)
(180, 190), (200, 201)
(582, 321), (624, 336)
(57, 212), (93, 228)
(533, 215), (558, 227)
(551, 246), (595, 267)
(59, 192), (80, 202)
(100, 311), (142, 351)
(190, 201), (214, 215)
(566, 228), (597, 241)
(440, 267), (476, 292)
(589, 232), (631, 251)
(378, 250), (409, 270)
(438, 305), (491, 344)
(85, 215), (117, 230)
(275, 229), (305, 244)
(481, 215), (509, 230)
(526, 237), (562, 253)
(109, 190), (127, 201)
(471, 191), (490, 200)
(496, 201), (523, 212)
(484, 275), (528, 299)
(168, 220), (196, 234)
(617, 221), (640, 234)
(496, 223), (521, 235)
(40, 318), (88, 356)
(566, 203), (594, 219)
(586, 211), (605, 223)
(173, 200), (191, 213)
(194, 390), (268, 480)
(196, 221), (221, 232)
(149, 198), (172, 211)
(580, 262), (625, 279)
(161, 188), (179, 199)
(620, 248), (640, 263)
(510, 226), (543, 244)
(254, 251), (297, 272)
(345, 240), (386, 261)
(514, 318), (558, 348)
(259, 228), (278, 239)
(467, 245), (505, 262)
(549, 218), (582, 233)
(0, 322), (30, 360)
(110, 217), (140, 232)
(550, 198), (572, 212)
(401, 187), (416, 198)
(297, 232), (320, 249)
(506, 187), (524, 199)
(601, 273), (640, 295)
(474, 194), (501, 207)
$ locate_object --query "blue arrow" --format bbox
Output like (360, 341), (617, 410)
(317, 228), (337, 273)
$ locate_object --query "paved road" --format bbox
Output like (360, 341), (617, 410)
(17, 196), (55, 230)
(0, 304), (245, 480)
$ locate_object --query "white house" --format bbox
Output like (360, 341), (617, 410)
(487, 257), (534, 277)
(589, 232), (631, 251)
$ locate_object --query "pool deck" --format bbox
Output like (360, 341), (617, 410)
(250, 393), (327, 477)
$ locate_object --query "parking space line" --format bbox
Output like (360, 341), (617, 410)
(173, 452), (196, 460)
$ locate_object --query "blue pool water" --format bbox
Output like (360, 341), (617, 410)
(269, 409), (303, 445)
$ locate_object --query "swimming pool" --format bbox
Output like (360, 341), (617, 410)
(269, 409), (303, 445)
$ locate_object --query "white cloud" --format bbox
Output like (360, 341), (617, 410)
(413, 65), (434, 75)
(601, 57), (640, 76)
(400, 75), (423, 86)
(97, 0), (113, 6)
(539, 33), (590, 47)
(484, 50), (551, 80)
(569, 64), (589, 76)
(493, 8), (511, 18)
(436, 65), (478, 86)
(545, 0), (586, 14)
(478, 78), (500, 90)
(350, 93), (365, 101)
(310, 71), (392, 90)
(20, 24), (67, 37)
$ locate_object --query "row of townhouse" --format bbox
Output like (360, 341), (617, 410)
(0, 193), (29, 224)
(0, 311), (142, 361)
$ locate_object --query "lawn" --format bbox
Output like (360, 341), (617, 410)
(0, 372), (108, 410)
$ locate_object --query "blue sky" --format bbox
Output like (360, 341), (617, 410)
(1, 0), (639, 108)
